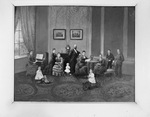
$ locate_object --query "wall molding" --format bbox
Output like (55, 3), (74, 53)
(123, 7), (128, 59)
(100, 7), (105, 55)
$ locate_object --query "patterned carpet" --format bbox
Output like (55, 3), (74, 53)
(14, 72), (135, 102)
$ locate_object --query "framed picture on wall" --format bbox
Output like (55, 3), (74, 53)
(53, 29), (66, 40)
(70, 29), (83, 40)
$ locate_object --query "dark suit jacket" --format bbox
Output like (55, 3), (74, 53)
(49, 53), (56, 65)
(69, 49), (80, 62)
(115, 53), (124, 65)
(106, 53), (114, 61)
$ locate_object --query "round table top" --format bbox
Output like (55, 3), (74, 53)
(86, 60), (98, 63)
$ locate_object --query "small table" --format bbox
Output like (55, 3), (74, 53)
(86, 60), (98, 72)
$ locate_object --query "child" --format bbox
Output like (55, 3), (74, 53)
(64, 63), (70, 75)
(35, 66), (44, 80)
(88, 69), (96, 84)
(35, 66), (50, 84)
(83, 69), (97, 91)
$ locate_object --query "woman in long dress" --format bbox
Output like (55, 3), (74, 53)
(52, 52), (63, 76)
(94, 54), (107, 76)
(43, 48), (56, 75)
(26, 51), (38, 76)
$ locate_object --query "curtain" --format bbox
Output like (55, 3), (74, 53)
(20, 6), (36, 52)
(14, 7), (20, 31)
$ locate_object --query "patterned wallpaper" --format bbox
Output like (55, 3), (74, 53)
(48, 6), (92, 56)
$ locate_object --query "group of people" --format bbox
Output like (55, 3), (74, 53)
(94, 49), (124, 78)
(26, 44), (124, 84)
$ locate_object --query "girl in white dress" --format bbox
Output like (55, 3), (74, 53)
(35, 66), (50, 84)
(83, 69), (97, 91)
(88, 69), (96, 84)
(65, 63), (70, 75)
(35, 66), (44, 80)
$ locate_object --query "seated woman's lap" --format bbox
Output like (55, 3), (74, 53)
(75, 62), (88, 76)
(94, 64), (106, 75)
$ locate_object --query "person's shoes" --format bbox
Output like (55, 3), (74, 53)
(40, 79), (45, 83)
(35, 80), (41, 83)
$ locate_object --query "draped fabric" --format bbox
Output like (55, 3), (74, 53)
(14, 7), (20, 31)
(19, 6), (36, 52)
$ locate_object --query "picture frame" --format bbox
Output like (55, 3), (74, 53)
(53, 29), (66, 40)
(70, 29), (83, 40)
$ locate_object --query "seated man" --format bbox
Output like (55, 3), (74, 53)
(75, 50), (88, 76)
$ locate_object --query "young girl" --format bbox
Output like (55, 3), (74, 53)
(88, 69), (96, 84)
(65, 63), (70, 75)
(35, 66), (44, 80)
(83, 69), (97, 91)
(35, 66), (50, 84)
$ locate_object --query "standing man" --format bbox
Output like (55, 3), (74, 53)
(106, 49), (114, 69)
(114, 49), (124, 78)
(69, 44), (80, 74)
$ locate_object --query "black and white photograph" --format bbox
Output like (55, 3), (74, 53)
(14, 6), (135, 102)
(1, 0), (150, 116)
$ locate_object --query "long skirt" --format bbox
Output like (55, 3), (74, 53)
(52, 64), (63, 76)
(26, 63), (38, 76)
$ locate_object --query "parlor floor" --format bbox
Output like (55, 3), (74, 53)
(14, 72), (135, 102)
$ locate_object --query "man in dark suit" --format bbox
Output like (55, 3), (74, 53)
(69, 44), (80, 74)
(106, 49), (114, 69)
(114, 49), (124, 78)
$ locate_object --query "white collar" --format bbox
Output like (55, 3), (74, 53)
(74, 49), (77, 53)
